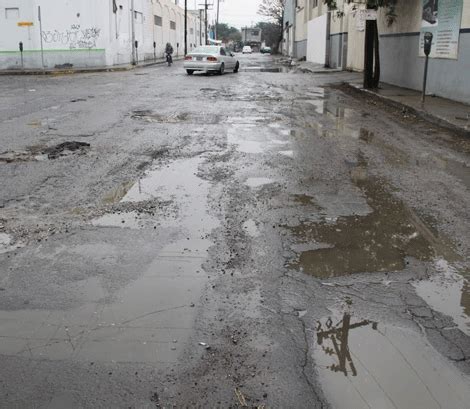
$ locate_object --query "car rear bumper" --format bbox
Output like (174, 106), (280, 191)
(184, 61), (222, 71)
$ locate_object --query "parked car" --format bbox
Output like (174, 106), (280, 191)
(261, 47), (272, 54)
(184, 46), (240, 75)
(242, 46), (253, 54)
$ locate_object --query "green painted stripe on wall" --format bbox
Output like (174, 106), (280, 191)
(0, 49), (105, 54)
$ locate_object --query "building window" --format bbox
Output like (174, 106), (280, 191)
(251, 30), (259, 36)
(170, 21), (176, 30)
(190, 28), (194, 34)
(154, 15), (162, 26)
(312, 0), (318, 7)
(5, 8), (20, 19)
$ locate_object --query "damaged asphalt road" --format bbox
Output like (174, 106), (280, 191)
(0, 54), (470, 408)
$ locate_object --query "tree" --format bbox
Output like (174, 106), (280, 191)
(255, 22), (283, 49)
(215, 23), (242, 44)
(258, 0), (285, 52)
(324, 0), (398, 88)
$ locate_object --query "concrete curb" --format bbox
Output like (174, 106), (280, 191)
(0, 57), (183, 76)
(345, 83), (470, 138)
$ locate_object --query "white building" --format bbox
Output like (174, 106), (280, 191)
(0, 0), (203, 70)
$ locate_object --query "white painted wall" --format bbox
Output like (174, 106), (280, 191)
(0, 0), (201, 69)
(307, 14), (327, 64)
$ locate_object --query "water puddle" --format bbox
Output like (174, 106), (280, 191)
(227, 126), (265, 154)
(314, 312), (470, 409)
(414, 259), (470, 336)
(245, 177), (275, 188)
(227, 125), (291, 155)
(279, 150), (294, 158)
(242, 219), (260, 237)
(290, 169), (457, 278)
(131, 110), (220, 125)
(239, 67), (290, 73)
(444, 158), (470, 190)
(0, 233), (23, 254)
(1, 156), (219, 364)
(92, 211), (149, 229)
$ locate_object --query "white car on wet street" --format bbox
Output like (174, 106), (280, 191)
(184, 46), (240, 75)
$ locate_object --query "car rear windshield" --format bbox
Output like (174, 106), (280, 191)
(193, 47), (218, 54)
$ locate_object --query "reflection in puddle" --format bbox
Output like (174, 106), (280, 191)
(290, 171), (457, 278)
(414, 259), (470, 336)
(315, 313), (470, 409)
(245, 177), (275, 188)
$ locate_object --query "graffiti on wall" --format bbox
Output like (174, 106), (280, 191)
(41, 25), (101, 49)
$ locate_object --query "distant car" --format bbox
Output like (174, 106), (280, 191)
(184, 46), (240, 75)
(261, 47), (272, 54)
(242, 46), (253, 54)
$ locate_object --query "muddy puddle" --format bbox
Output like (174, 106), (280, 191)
(130, 110), (220, 125)
(289, 167), (457, 278)
(314, 311), (470, 409)
(0, 142), (90, 163)
(414, 259), (470, 336)
(239, 67), (291, 73)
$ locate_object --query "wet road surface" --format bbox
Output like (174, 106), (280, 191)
(1, 54), (470, 408)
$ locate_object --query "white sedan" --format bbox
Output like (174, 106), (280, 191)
(184, 46), (240, 75)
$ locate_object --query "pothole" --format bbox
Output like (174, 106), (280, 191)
(289, 161), (458, 278)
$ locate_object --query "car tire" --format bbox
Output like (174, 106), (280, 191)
(218, 63), (225, 75)
(186, 70), (194, 75)
(234, 62), (239, 73)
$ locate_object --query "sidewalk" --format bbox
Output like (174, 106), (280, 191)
(347, 81), (470, 137)
(295, 61), (343, 74)
(0, 57), (183, 76)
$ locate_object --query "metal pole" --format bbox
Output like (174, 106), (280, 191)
(131, 0), (136, 65)
(38, 6), (45, 69)
(19, 42), (24, 69)
(184, 0), (188, 55)
(422, 55), (429, 103)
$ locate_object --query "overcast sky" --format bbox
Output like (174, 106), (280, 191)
(189, 0), (265, 29)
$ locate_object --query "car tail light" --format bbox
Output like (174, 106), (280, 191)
(207, 56), (217, 62)
(185, 56), (193, 61)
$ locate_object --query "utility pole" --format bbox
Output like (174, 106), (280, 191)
(131, 0), (136, 65)
(215, 0), (220, 41)
(205, 0), (208, 45)
(38, 6), (45, 70)
(184, 0), (188, 55)
(199, 9), (203, 45)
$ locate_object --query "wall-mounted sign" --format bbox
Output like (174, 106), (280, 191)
(17, 21), (34, 27)
(419, 0), (463, 59)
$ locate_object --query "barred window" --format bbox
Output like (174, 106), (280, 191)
(170, 21), (176, 30)
(154, 15), (162, 26)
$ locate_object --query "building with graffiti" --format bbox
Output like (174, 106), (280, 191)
(0, 0), (203, 70)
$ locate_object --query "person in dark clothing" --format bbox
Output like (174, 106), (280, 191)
(165, 43), (174, 65)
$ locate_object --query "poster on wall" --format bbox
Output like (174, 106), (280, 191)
(419, 0), (463, 59)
